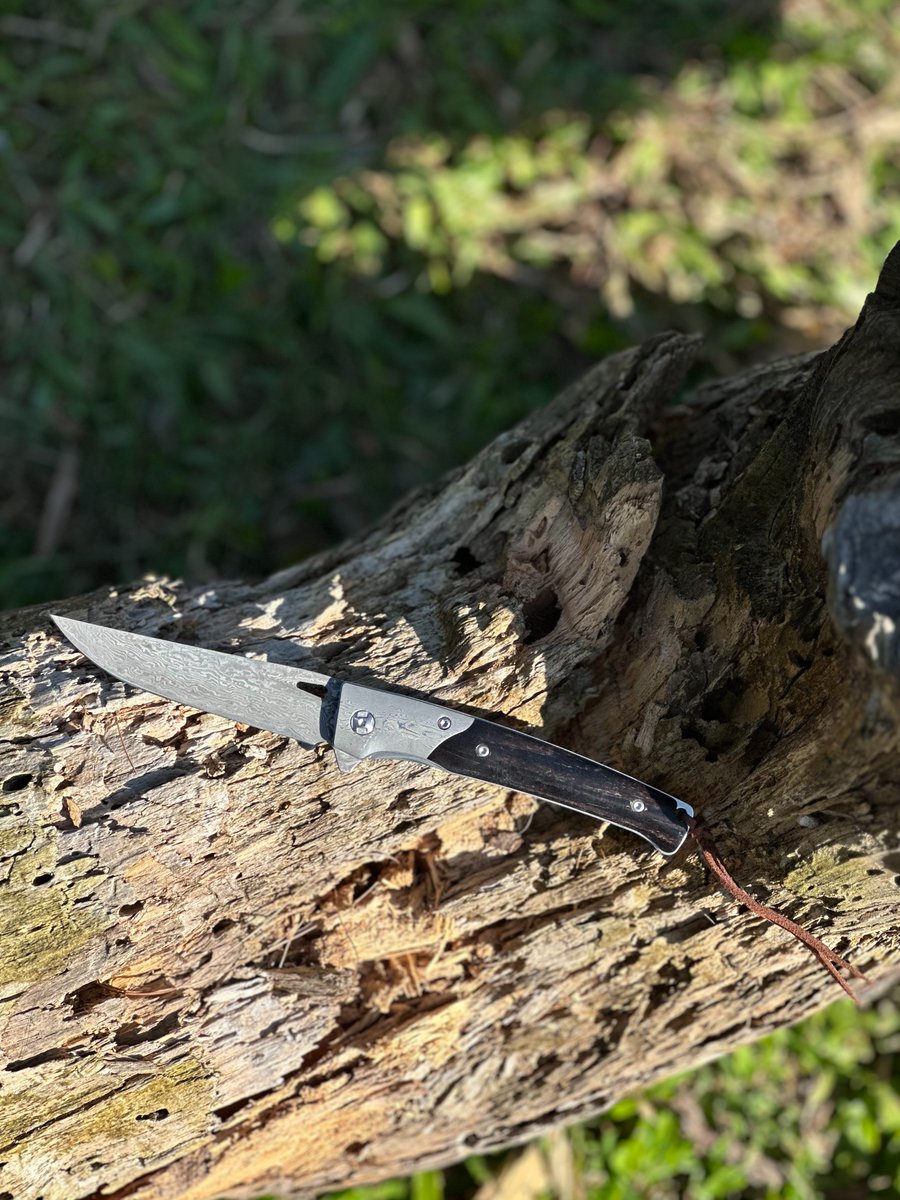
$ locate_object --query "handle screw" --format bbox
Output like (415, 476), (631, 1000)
(350, 710), (375, 736)
(437, 716), (452, 730)
(630, 798), (646, 813)
(476, 743), (490, 757)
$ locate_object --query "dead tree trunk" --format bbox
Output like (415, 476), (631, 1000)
(2, 247), (900, 1200)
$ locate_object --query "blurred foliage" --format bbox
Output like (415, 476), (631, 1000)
(2, 0), (899, 607)
(319, 997), (900, 1200)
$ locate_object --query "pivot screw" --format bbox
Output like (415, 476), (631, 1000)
(476, 743), (490, 757)
(437, 716), (452, 730)
(350, 710), (375, 736)
(630, 798), (646, 813)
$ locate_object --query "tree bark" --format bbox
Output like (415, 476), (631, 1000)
(2, 247), (900, 1200)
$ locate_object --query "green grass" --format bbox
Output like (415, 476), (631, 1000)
(3, 0), (899, 607)
(1, 3), (899, 1198)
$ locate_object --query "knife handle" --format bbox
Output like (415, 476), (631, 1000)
(428, 718), (690, 856)
(331, 683), (691, 857)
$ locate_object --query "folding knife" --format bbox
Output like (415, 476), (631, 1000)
(51, 615), (693, 856)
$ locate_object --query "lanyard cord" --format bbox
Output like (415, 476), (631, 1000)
(685, 813), (869, 1005)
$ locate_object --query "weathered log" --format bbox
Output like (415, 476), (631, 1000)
(2, 247), (900, 1200)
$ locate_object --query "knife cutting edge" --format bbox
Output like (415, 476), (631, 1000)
(51, 615), (693, 856)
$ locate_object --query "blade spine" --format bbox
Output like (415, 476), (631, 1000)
(51, 614), (331, 684)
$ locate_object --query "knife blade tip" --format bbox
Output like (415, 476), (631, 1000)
(50, 613), (94, 650)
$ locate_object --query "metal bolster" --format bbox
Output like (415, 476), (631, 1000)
(330, 681), (474, 769)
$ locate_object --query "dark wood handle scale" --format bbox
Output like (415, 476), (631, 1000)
(428, 717), (690, 856)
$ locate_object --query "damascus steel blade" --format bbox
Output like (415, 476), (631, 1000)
(52, 615), (331, 748)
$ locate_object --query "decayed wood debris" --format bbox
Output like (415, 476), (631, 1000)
(1, 247), (899, 1200)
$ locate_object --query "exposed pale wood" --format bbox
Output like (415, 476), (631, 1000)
(2, 248), (900, 1200)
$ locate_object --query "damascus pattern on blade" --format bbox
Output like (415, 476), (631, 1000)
(52, 616), (330, 748)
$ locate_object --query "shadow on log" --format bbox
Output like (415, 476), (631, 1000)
(1, 246), (899, 1200)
